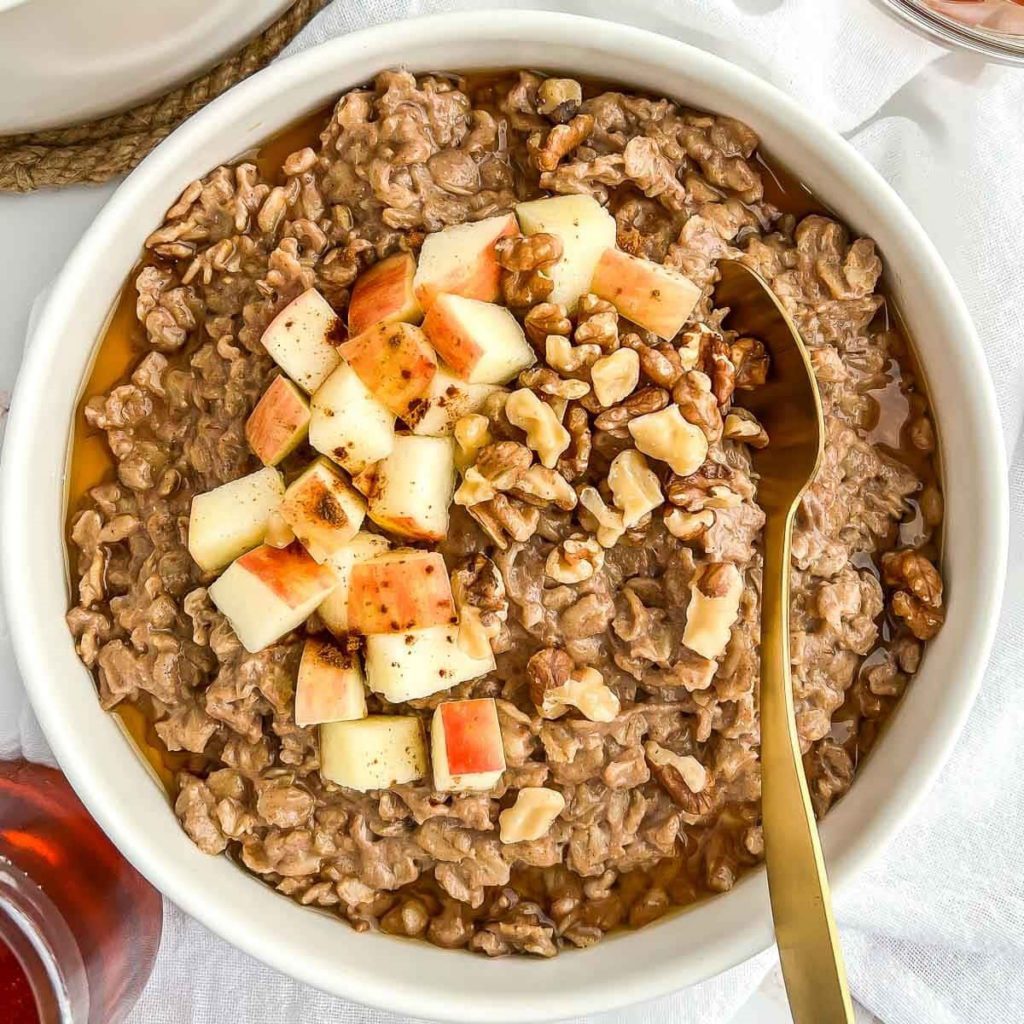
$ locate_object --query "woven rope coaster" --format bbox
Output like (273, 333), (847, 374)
(0, 0), (327, 193)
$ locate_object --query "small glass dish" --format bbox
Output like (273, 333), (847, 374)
(877, 0), (1024, 63)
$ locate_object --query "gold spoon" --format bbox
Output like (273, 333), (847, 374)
(713, 259), (854, 1024)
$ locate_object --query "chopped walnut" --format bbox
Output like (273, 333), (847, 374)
(622, 333), (683, 389)
(545, 335), (601, 374)
(591, 348), (640, 407)
(542, 667), (620, 723)
(608, 450), (664, 528)
(519, 366), (590, 401)
(731, 336), (769, 389)
(702, 333), (737, 407)
(468, 494), (540, 550)
(666, 462), (746, 511)
(528, 114), (594, 173)
(673, 370), (723, 443)
(665, 508), (715, 541)
(592, 386), (670, 435)
(451, 554), (508, 624)
(644, 741), (712, 815)
(723, 409), (769, 448)
(495, 233), (563, 272)
(575, 294), (619, 351)
(474, 441), (534, 489)
(527, 647), (573, 708)
(454, 413), (493, 471)
(881, 549), (944, 640)
(499, 788), (566, 844)
(557, 405), (592, 482)
(683, 562), (743, 660)
(524, 302), (571, 348)
(545, 534), (605, 584)
(503, 271), (554, 310)
(505, 388), (571, 468)
(628, 405), (709, 477)
(457, 605), (496, 660)
(537, 78), (582, 122)
(454, 468), (496, 507)
(510, 464), (577, 510)
(578, 485), (626, 547)
(677, 324), (715, 372)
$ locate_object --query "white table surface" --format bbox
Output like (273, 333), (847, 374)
(0, 178), (890, 1024)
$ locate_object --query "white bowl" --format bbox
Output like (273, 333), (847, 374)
(0, 11), (1008, 1022)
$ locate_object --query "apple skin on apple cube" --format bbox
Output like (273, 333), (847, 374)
(320, 716), (427, 791)
(365, 434), (455, 543)
(317, 531), (391, 636)
(412, 212), (518, 310)
(245, 376), (310, 467)
(421, 294), (535, 385)
(280, 457), (366, 563)
(364, 624), (495, 703)
(309, 360), (396, 475)
(514, 194), (616, 311)
(260, 288), (342, 394)
(339, 321), (437, 419)
(347, 251), (423, 337)
(431, 698), (506, 792)
(404, 367), (501, 436)
(294, 637), (367, 727)
(347, 550), (456, 635)
(208, 542), (337, 653)
(590, 248), (702, 341)
(187, 466), (284, 573)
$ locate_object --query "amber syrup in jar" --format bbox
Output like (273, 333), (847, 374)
(0, 761), (162, 1023)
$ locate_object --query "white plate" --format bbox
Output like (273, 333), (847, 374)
(0, 0), (292, 133)
(0, 11), (1008, 1022)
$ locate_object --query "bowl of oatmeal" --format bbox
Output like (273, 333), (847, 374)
(0, 11), (1007, 1022)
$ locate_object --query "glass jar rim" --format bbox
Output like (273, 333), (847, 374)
(876, 0), (1024, 65)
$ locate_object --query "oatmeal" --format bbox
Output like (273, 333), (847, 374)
(65, 70), (943, 956)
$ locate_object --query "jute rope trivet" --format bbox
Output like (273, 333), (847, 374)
(0, 0), (327, 193)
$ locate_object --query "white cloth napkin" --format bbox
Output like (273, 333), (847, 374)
(2, 2), (1023, 1022)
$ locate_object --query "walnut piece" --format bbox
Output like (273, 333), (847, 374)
(527, 647), (573, 708)
(519, 366), (590, 400)
(537, 78), (582, 121)
(683, 562), (743, 660)
(723, 409), (768, 448)
(542, 667), (620, 723)
(644, 741), (713, 814)
(591, 348), (640, 407)
(505, 388), (571, 468)
(495, 233), (563, 272)
(558, 404), (592, 482)
(673, 370), (723, 442)
(575, 294), (619, 351)
(644, 741), (708, 793)
(454, 468), (496, 507)
(592, 386), (670, 435)
(546, 334), (601, 374)
(529, 114), (594, 173)
(578, 486), (626, 548)
(468, 494), (540, 549)
(457, 605), (495, 660)
(511, 464), (577, 510)
(454, 413), (493, 470)
(731, 336), (769, 389)
(608, 450), (664, 528)
(475, 441), (533, 489)
(881, 548), (944, 640)
(545, 534), (605, 584)
(628, 404), (709, 477)
(664, 508), (715, 541)
(622, 333), (683, 389)
(499, 788), (566, 844)
(524, 302), (571, 348)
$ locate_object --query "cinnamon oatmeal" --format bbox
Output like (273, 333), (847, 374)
(65, 70), (943, 956)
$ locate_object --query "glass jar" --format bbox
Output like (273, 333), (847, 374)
(0, 761), (162, 1023)
(877, 0), (1024, 63)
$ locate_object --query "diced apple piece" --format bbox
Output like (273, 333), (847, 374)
(515, 194), (616, 311)
(208, 542), (337, 653)
(364, 624), (495, 703)
(280, 457), (366, 563)
(294, 637), (367, 726)
(347, 252), (423, 337)
(591, 248), (701, 340)
(260, 288), (342, 394)
(187, 467), (284, 573)
(339, 321), (437, 418)
(245, 376), (310, 466)
(404, 366), (500, 436)
(320, 716), (427, 791)
(309, 360), (396, 474)
(317, 532), (391, 636)
(431, 698), (506, 792)
(348, 550), (456, 635)
(365, 435), (455, 542)
(413, 213), (519, 310)
(422, 294), (535, 385)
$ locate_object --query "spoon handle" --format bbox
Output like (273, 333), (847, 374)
(760, 510), (854, 1024)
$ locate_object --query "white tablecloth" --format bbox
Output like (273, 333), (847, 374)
(1, 2), (1022, 1022)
